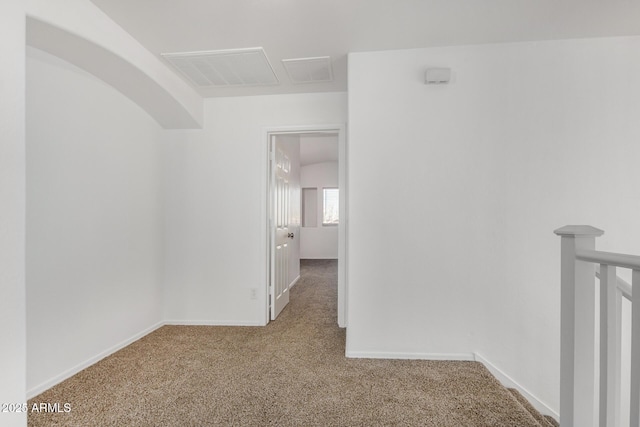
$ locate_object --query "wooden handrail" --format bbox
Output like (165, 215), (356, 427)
(577, 249), (640, 271)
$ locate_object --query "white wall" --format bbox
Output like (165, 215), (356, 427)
(300, 161), (339, 259)
(347, 36), (640, 414)
(26, 47), (164, 395)
(162, 92), (347, 325)
(275, 134), (301, 286)
(0, 1), (27, 426)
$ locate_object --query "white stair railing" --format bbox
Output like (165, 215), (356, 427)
(555, 225), (640, 427)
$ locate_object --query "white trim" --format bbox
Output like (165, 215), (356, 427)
(473, 352), (559, 421)
(262, 124), (347, 328)
(344, 350), (558, 421)
(27, 319), (270, 398)
(165, 320), (265, 327)
(27, 321), (164, 399)
(345, 351), (476, 361)
(301, 257), (339, 260)
(337, 125), (347, 328)
(289, 275), (301, 289)
(26, 319), (558, 425)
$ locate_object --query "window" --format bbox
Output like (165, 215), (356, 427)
(322, 188), (339, 225)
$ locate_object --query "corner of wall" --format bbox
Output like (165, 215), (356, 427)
(27, 322), (165, 399)
(473, 352), (558, 420)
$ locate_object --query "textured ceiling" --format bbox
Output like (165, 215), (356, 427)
(91, 0), (640, 97)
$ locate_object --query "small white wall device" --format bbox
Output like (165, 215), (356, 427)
(425, 68), (451, 84)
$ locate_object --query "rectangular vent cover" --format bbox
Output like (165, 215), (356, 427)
(161, 48), (279, 88)
(282, 56), (333, 84)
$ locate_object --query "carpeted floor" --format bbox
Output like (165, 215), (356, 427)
(29, 259), (553, 426)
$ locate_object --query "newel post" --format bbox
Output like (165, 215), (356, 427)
(554, 225), (604, 427)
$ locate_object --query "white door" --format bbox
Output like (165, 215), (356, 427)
(270, 141), (291, 319)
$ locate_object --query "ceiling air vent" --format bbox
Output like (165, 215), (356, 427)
(161, 47), (279, 88)
(282, 56), (333, 84)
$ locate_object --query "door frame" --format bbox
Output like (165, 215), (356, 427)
(263, 124), (347, 327)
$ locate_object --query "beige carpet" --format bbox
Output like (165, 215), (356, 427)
(29, 259), (553, 426)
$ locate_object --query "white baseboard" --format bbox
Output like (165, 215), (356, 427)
(289, 275), (301, 289)
(345, 350), (476, 361)
(28, 323), (556, 425)
(164, 320), (265, 326)
(345, 350), (558, 422)
(27, 319), (268, 398)
(473, 352), (558, 421)
(27, 321), (165, 399)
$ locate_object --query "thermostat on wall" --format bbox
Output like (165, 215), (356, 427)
(425, 68), (451, 84)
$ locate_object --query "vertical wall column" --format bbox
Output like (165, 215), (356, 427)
(0, 1), (26, 427)
(554, 225), (604, 427)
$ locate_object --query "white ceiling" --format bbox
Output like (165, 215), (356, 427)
(300, 134), (339, 167)
(90, 0), (640, 98)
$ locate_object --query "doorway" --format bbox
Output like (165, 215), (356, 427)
(264, 125), (347, 327)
